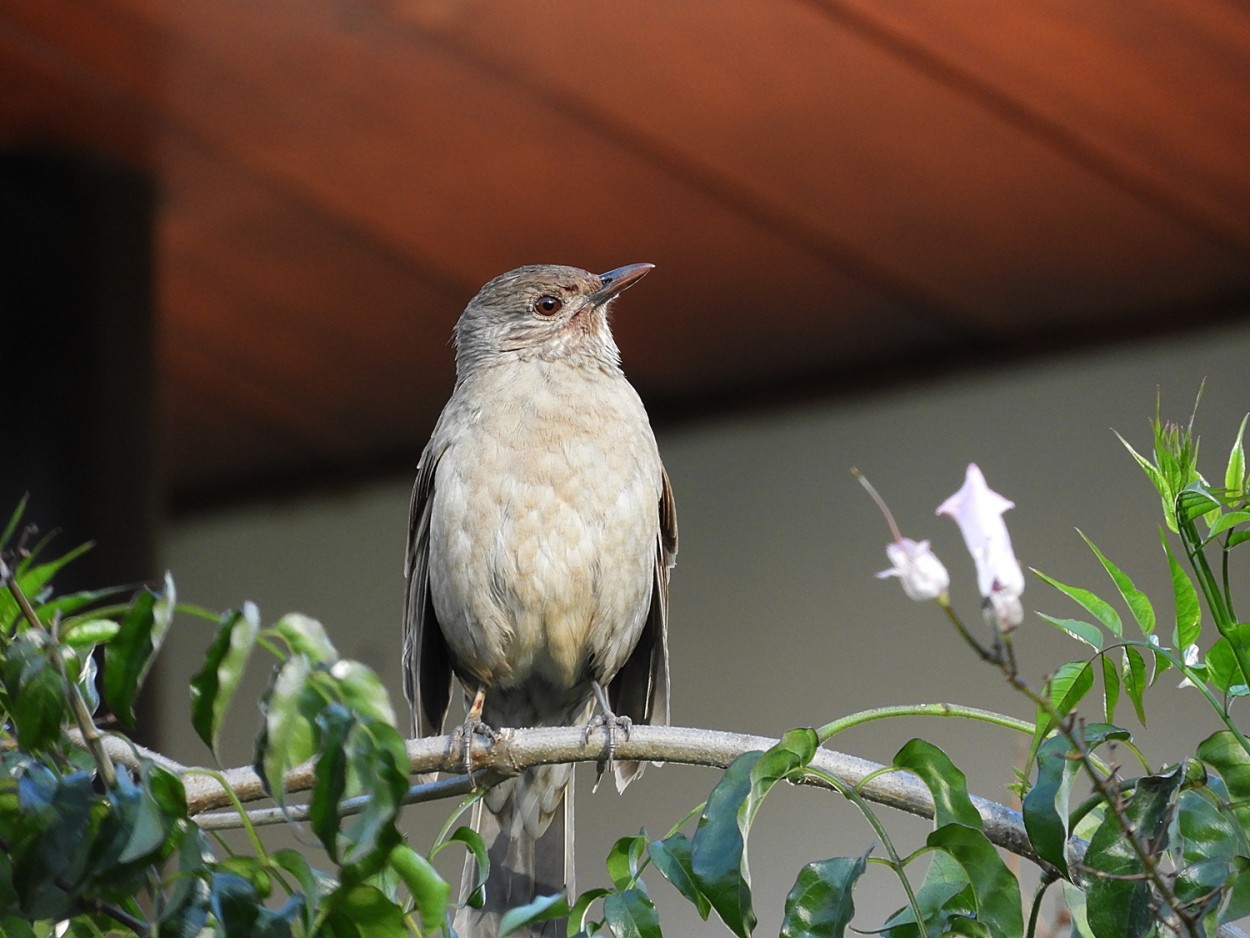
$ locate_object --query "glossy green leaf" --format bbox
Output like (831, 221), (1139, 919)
(882, 848), (974, 937)
(606, 834), (649, 891)
(1078, 532), (1155, 635)
(57, 617), (120, 649)
(743, 728), (818, 828)
(649, 833), (710, 919)
(322, 883), (405, 937)
(254, 655), (318, 801)
(1049, 661), (1095, 723)
(440, 826), (488, 908)
(102, 573), (175, 728)
(1038, 614), (1103, 650)
(1116, 430), (1172, 530)
(603, 887), (662, 938)
(12, 657), (66, 751)
(1226, 414), (1248, 499)
(893, 739), (981, 830)
(1121, 647), (1148, 724)
(780, 852), (867, 938)
(1197, 731), (1250, 832)
(1034, 570), (1121, 636)
(189, 603), (260, 755)
(330, 659), (397, 727)
(341, 724), (408, 871)
(1161, 532), (1201, 649)
(1082, 766), (1182, 938)
(1205, 624), (1250, 696)
(1206, 509), (1250, 540)
(311, 704), (353, 860)
(3, 541), (92, 631)
(927, 825), (1023, 938)
(1101, 655), (1120, 723)
(1178, 482), (1221, 526)
(387, 843), (449, 933)
(1023, 725), (1130, 879)
(499, 893), (570, 936)
(690, 749), (762, 938)
(270, 848), (320, 935)
(568, 887), (611, 934)
(270, 613), (338, 664)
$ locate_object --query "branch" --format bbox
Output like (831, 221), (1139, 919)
(77, 723), (1250, 938)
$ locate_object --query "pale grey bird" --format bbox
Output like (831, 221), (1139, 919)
(403, 263), (677, 937)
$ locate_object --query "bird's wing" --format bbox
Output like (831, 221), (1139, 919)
(608, 465), (678, 787)
(402, 440), (454, 738)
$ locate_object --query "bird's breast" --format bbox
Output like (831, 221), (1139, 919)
(427, 364), (661, 695)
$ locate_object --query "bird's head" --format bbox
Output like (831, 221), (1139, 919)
(453, 263), (653, 375)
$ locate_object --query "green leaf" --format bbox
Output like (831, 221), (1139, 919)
(4, 541), (92, 631)
(500, 893), (570, 936)
(270, 613), (338, 664)
(1049, 661), (1095, 722)
(254, 655), (319, 801)
(189, 603), (260, 755)
(649, 833), (711, 919)
(1160, 532), (1201, 649)
(387, 844), (449, 933)
(1082, 766), (1183, 938)
(269, 849), (320, 935)
(1100, 655), (1120, 723)
(1077, 532), (1156, 636)
(927, 825), (1023, 938)
(780, 852), (867, 938)
(0, 496), (27, 552)
(330, 660), (396, 727)
(311, 704), (353, 861)
(322, 883), (405, 937)
(743, 728), (818, 828)
(1206, 624), (1250, 695)
(568, 887), (611, 933)
(102, 573), (176, 728)
(1034, 570), (1122, 637)
(12, 656), (66, 751)
(1121, 647), (1147, 724)
(1177, 482), (1222, 525)
(1197, 731), (1250, 833)
(57, 617), (121, 649)
(603, 888), (662, 938)
(1037, 614), (1103, 650)
(341, 724), (407, 872)
(1205, 509), (1250, 540)
(893, 739), (981, 830)
(882, 849), (974, 937)
(439, 826), (488, 908)
(1116, 430), (1173, 530)
(606, 834), (649, 891)
(688, 729), (816, 938)
(1022, 725), (1130, 879)
(1226, 414), (1248, 500)
(690, 750), (762, 938)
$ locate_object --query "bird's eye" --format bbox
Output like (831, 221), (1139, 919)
(534, 295), (563, 316)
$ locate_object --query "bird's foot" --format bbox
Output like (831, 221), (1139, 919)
(584, 680), (632, 774)
(455, 687), (499, 784)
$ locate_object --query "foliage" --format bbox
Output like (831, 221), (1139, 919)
(2, 391), (1249, 936)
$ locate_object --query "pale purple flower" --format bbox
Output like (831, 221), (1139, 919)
(937, 464), (1025, 632)
(877, 537), (950, 602)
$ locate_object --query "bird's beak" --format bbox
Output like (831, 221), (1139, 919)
(589, 263), (655, 306)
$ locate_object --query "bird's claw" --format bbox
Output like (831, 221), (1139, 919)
(454, 716), (500, 783)
(583, 711), (633, 772)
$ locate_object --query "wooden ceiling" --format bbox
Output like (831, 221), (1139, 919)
(2, 1), (1249, 508)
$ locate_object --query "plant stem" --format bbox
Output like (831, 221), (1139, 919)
(817, 702), (1033, 743)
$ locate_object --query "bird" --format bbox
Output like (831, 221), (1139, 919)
(403, 263), (677, 936)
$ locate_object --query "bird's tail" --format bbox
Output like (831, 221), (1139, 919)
(453, 763), (575, 938)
